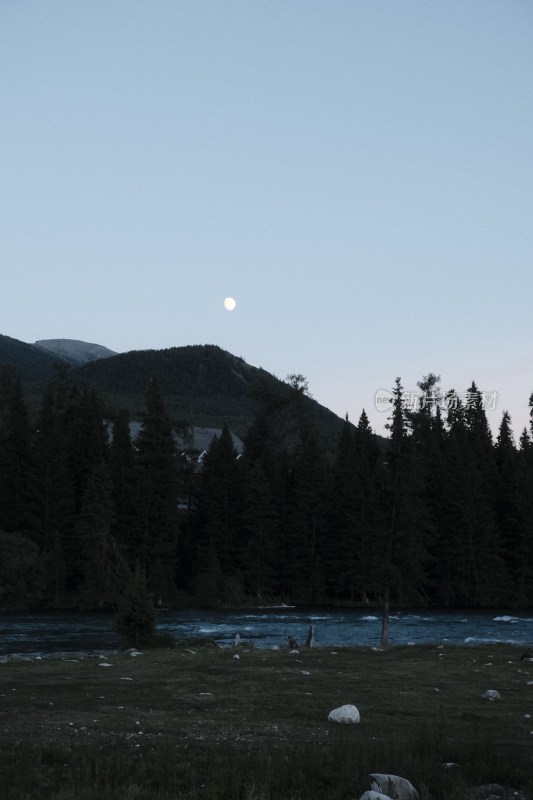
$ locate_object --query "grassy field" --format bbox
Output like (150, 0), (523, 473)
(0, 642), (532, 799)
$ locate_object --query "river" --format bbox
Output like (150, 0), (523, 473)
(0, 607), (532, 660)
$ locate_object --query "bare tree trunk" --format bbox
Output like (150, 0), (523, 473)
(381, 586), (390, 648)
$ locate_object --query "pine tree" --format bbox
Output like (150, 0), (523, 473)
(495, 412), (530, 604)
(115, 561), (155, 648)
(135, 377), (180, 603)
(285, 426), (329, 603)
(109, 409), (139, 561)
(76, 462), (115, 609)
(380, 378), (433, 642)
(327, 417), (359, 600)
(0, 369), (32, 533)
(64, 386), (108, 513)
(194, 423), (244, 603)
(242, 461), (279, 600)
(27, 373), (76, 598)
(0, 530), (47, 610)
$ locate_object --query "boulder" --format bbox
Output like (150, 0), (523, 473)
(370, 773), (419, 800)
(481, 689), (501, 701)
(328, 704), (360, 724)
(360, 792), (393, 800)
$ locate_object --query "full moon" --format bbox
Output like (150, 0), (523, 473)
(224, 297), (236, 311)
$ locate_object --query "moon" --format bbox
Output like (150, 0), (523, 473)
(224, 297), (236, 311)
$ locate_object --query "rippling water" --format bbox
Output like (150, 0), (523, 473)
(0, 608), (532, 659)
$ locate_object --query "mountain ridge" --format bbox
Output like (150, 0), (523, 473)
(0, 334), (351, 448)
(34, 338), (117, 365)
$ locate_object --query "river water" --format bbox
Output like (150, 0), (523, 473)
(0, 608), (532, 659)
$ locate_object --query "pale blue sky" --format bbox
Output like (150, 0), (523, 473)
(2, 1), (532, 437)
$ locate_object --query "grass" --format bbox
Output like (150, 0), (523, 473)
(0, 643), (532, 798)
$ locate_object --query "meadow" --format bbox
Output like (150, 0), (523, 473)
(0, 642), (532, 799)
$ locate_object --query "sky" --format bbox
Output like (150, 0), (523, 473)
(2, 1), (532, 439)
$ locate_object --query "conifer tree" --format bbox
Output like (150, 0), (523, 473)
(27, 372), (76, 598)
(327, 417), (359, 600)
(76, 462), (115, 609)
(242, 460), (279, 600)
(285, 426), (329, 602)
(115, 561), (155, 648)
(64, 386), (108, 513)
(495, 412), (530, 603)
(194, 423), (244, 602)
(109, 409), (139, 560)
(380, 378), (433, 642)
(463, 382), (508, 603)
(0, 368), (31, 533)
(135, 377), (180, 603)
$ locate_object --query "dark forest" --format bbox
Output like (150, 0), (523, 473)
(1, 366), (532, 612)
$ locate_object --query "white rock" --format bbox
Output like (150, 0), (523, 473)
(289, 649), (300, 655)
(481, 689), (501, 701)
(328, 704), (360, 724)
(360, 792), (392, 800)
(370, 773), (420, 800)
(233, 654), (240, 660)
(98, 663), (113, 668)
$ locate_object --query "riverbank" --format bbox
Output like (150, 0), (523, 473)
(1, 643), (532, 798)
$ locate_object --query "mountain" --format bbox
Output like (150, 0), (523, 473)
(75, 344), (345, 445)
(33, 339), (117, 365)
(0, 334), (62, 385)
(0, 334), (352, 451)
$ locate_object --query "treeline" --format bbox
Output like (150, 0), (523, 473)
(0, 366), (532, 611)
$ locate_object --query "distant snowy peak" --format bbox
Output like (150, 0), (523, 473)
(33, 339), (117, 365)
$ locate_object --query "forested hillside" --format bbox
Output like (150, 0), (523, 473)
(0, 365), (532, 611)
(0, 335), (62, 387)
(74, 344), (344, 441)
(0, 336), (346, 444)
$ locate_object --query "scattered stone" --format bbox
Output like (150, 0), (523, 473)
(370, 773), (420, 800)
(301, 670), (311, 675)
(98, 662), (113, 668)
(328, 704), (360, 724)
(120, 677), (133, 681)
(289, 649), (300, 655)
(481, 689), (501, 701)
(360, 792), (392, 800)
(233, 654), (240, 660)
